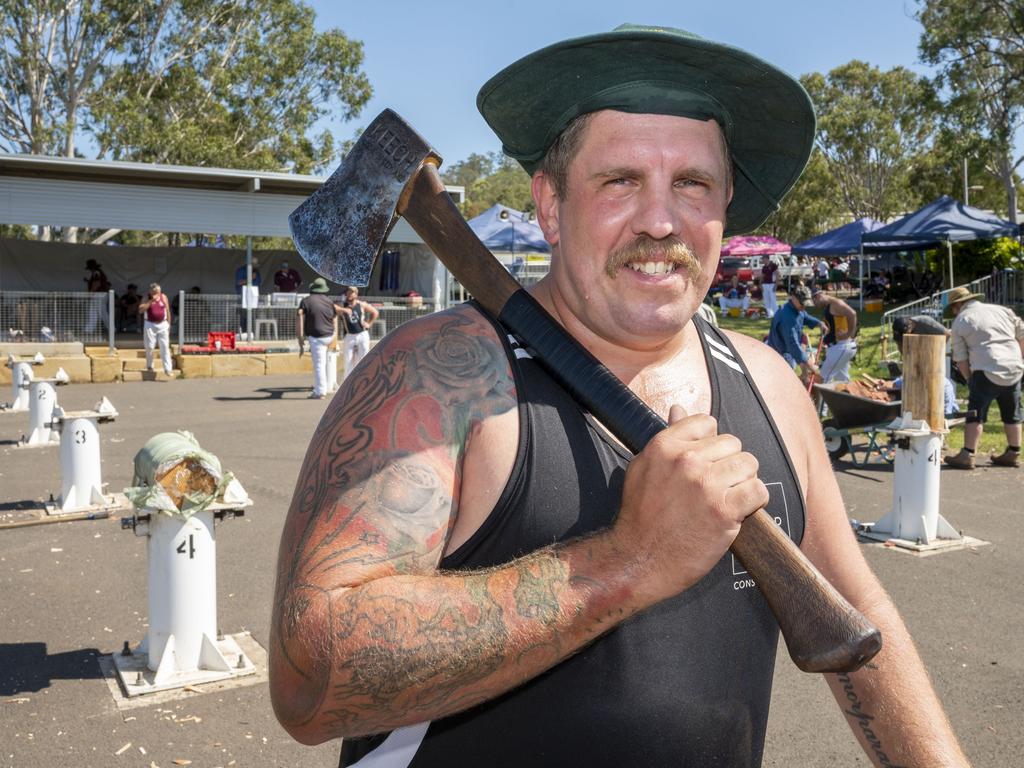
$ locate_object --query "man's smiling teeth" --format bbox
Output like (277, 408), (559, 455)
(628, 261), (676, 275)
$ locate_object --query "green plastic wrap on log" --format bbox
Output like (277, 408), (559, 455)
(124, 431), (234, 519)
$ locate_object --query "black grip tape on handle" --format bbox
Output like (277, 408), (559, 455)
(498, 290), (666, 453)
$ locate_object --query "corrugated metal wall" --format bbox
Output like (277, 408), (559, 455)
(0, 175), (422, 244)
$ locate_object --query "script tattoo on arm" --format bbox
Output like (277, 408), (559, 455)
(835, 668), (905, 768)
(272, 309), (533, 734)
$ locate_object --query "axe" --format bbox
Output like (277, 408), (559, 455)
(289, 109), (881, 674)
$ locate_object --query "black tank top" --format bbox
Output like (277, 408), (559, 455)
(343, 302), (365, 335)
(822, 305), (837, 346)
(340, 314), (806, 768)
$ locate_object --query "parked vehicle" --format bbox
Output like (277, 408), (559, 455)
(775, 255), (813, 286)
(714, 256), (759, 289)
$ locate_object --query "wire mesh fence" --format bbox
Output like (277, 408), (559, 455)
(1, 290), (114, 346)
(177, 292), (440, 346)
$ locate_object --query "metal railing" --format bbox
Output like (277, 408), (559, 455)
(177, 292), (440, 346)
(880, 270), (1024, 359)
(1, 290), (115, 348)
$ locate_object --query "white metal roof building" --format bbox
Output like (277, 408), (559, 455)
(0, 153), (463, 241)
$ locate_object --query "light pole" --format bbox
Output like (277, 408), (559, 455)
(962, 158), (983, 205)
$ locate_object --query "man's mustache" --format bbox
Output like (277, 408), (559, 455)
(605, 236), (703, 279)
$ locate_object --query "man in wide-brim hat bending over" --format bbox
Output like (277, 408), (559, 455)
(944, 285), (1024, 469)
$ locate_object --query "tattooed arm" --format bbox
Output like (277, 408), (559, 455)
(270, 306), (767, 745)
(749, 338), (970, 768)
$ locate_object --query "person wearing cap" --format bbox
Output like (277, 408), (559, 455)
(944, 286), (1024, 469)
(338, 286), (379, 381)
(274, 260), (303, 293)
(811, 288), (858, 383)
(271, 25), (969, 767)
(760, 256), (780, 317)
(765, 285), (827, 382)
(297, 278), (345, 399)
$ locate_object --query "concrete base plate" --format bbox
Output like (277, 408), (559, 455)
(105, 632), (264, 707)
(45, 491), (132, 517)
(857, 530), (990, 556)
(14, 436), (59, 449)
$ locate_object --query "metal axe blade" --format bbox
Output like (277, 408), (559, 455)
(288, 109), (441, 286)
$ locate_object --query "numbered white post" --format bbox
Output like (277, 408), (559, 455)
(114, 498), (255, 695)
(142, 510), (231, 684)
(47, 398), (128, 515)
(865, 419), (960, 547)
(326, 348), (340, 393)
(21, 379), (61, 447)
(3, 360), (34, 412)
(59, 416), (104, 509)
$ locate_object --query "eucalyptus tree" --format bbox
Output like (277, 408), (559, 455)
(801, 61), (940, 222)
(918, 0), (1024, 223)
(0, 1), (371, 241)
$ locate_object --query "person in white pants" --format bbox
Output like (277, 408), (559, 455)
(811, 287), (858, 382)
(717, 275), (750, 316)
(760, 258), (779, 317)
(298, 278), (344, 399)
(139, 283), (173, 375)
(340, 286), (379, 381)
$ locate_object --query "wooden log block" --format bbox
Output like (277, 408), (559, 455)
(901, 334), (946, 431)
(157, 459), (218, 509)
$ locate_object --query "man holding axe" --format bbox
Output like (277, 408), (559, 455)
(271, 24), (968, 767)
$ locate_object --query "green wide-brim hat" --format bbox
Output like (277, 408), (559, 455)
(309, 277), (330, 293)
(477, 24), (816, 236)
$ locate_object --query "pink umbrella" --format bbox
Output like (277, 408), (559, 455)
(720, 235), (791, 257)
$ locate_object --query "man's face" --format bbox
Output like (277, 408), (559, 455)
(533, 111), (731, 347)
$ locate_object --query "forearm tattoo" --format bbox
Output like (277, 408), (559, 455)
(274, 312), (546, 731)
(836, 670), (905, 768)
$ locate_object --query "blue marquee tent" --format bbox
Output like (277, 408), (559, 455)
(862, 195), (1017, 250)
(792, 217), (883, 256)
(467, 204), (549, 254)
(862, 195), (1019, 290)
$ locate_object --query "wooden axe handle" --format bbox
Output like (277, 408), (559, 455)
(402, 162), (881, 673)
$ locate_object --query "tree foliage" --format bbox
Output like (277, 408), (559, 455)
(917, 0), (1024, 222)
(0, 0), (371, 173)
(757, 150), (840, 244)
(800, 61), (939, 222)
(442, 151), (533, 218)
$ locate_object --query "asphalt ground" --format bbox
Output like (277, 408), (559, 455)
(1, 374), (1021, 767)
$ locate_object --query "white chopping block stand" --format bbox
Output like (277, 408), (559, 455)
(859, 333), (983, 554)
(113, 491), (255, 696)
(45, 397), (132, 517)
(2, 352), (45, 413)
(18, 367), (70, 447)
(860, 415), (961, 548)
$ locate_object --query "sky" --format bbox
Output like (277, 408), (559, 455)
(309, 0), (934, 168)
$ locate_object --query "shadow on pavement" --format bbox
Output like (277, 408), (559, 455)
(0, 643), (105, 695)
(213, 387), (311, 402)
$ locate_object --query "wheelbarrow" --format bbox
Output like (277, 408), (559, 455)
(813, 382), (902, 464)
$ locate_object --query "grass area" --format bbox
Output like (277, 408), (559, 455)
(717, 305), (1011, 454)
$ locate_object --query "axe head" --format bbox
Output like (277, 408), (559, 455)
(289, 109), (441, 286)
